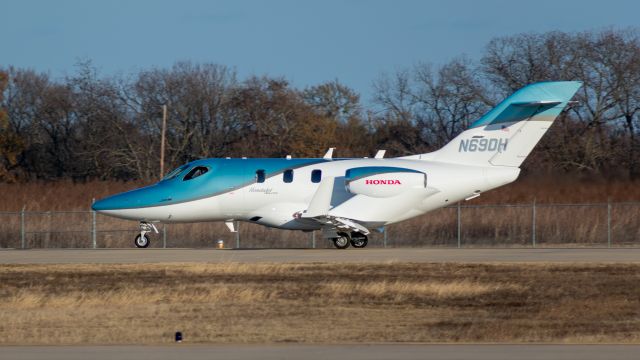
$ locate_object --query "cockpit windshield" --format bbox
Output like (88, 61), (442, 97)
(162, 164), (190, 181)
(183, 166), (209, 181)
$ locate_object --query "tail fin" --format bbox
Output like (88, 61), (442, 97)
(415, 81), (581, 167)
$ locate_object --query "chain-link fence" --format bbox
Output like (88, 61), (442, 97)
(0, 201), (639, 249)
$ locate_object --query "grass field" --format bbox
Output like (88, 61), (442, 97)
(1, 262), (640, 345)
(1, 177), (639, 249)
(2, 176), (639, 212)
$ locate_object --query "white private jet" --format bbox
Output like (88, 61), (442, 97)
(93, 81), (581, 249)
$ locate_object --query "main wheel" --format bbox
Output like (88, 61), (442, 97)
(350, 232), (368, 248)
(333, 232), (351, 249)
(134, 234), (150, 248)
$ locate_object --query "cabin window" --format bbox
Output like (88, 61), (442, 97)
(256, 169), (265, 183)
(183, 166), (209, 181)
(283, 169), (294, 183)
(163, 164), (189, 181)
(311, 169), (322, 183)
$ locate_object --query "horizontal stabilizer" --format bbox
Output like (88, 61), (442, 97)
(512, 100), (561, 107)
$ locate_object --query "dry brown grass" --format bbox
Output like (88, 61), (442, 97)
(0, 177), (639, 248)
(0, 176), (639, 212)
(1, 262), (640, 344)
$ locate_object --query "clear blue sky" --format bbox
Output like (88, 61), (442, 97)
(3, 0), (639, 102)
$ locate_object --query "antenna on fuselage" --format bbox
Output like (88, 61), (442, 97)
(374, 150), (386, 159)
(323, 148), (335, 159)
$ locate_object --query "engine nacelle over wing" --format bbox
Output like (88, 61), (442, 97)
(344, 166), (427, 198)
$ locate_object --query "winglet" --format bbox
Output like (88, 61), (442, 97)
(374, 150), (386, 159)
(302, 177), (334, 218)
(323, 148), (335, 159)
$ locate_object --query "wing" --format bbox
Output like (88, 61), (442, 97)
(300, 176), (371, 235)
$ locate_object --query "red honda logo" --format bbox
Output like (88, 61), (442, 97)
(365, 179), (401, 185)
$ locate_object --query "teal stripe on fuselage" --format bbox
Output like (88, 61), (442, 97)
(92, 158), (335, 211)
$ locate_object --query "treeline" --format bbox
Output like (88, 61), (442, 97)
(1, 29), (639, 182)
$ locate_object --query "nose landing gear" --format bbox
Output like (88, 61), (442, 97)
(134, 233), (150, 248)
(135, 222), (158, 248)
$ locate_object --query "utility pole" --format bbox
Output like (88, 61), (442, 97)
(160, 104), (167, 179)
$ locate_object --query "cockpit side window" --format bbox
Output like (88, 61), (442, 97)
(183, 166), (209, 181)
(163, 164), (190, 181)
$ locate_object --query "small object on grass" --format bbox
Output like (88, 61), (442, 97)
(175, 331), (182, 343)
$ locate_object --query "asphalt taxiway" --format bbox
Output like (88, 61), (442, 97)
(3, 344), (640, 360)
(0, 247), (639, 264)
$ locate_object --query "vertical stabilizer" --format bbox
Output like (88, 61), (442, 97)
(412, 81), (581, 167)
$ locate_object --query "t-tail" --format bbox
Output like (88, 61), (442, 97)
(409, 81), (582, 167)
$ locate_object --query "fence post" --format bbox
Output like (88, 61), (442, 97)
(311, 231), (316, 249)
(20, 206), (25, 249)
(163, 223), (167, 248)
(607, 198), (611, 248)
(47, 211), (52, 248)
(457, 202), (461, 248)
(532, 198), (536, 248)
(383, 227), (388, 248)
(235, 221), (240, 249)
(91, 198), (97, 249)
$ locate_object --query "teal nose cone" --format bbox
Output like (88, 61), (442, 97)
(91, 185), (164, 211)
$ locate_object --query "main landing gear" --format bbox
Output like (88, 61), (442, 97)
(350, 232), (368, 248)
(134, 222), (158, 248)
(331, 231), (368, 249)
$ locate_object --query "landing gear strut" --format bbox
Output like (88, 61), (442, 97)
(135, 222), (158, 248)
(350, 232), (368, 248)
(332, 232), (351, 249)
(331, 231), (369, 249)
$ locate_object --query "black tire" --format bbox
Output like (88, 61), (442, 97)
(134, 234), (150, 248)
(333, 232), (351, 249)
(350, 232), (368, 248)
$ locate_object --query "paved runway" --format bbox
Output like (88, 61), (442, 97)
(1, 248), (639, 264)
(3, 345), (640, 360)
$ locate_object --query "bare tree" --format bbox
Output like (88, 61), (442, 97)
(3, 28), (640, 182)
(302, 79), (361, 123)
(412, 58), (491, 147)
(0, 70), (23, 181)
(372, 58), (490, 153)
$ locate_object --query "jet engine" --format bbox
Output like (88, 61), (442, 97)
(345, 166), (427, 198)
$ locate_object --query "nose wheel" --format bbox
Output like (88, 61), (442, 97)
(134, 233), (150, 248)
(135, 222), (158, 248)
